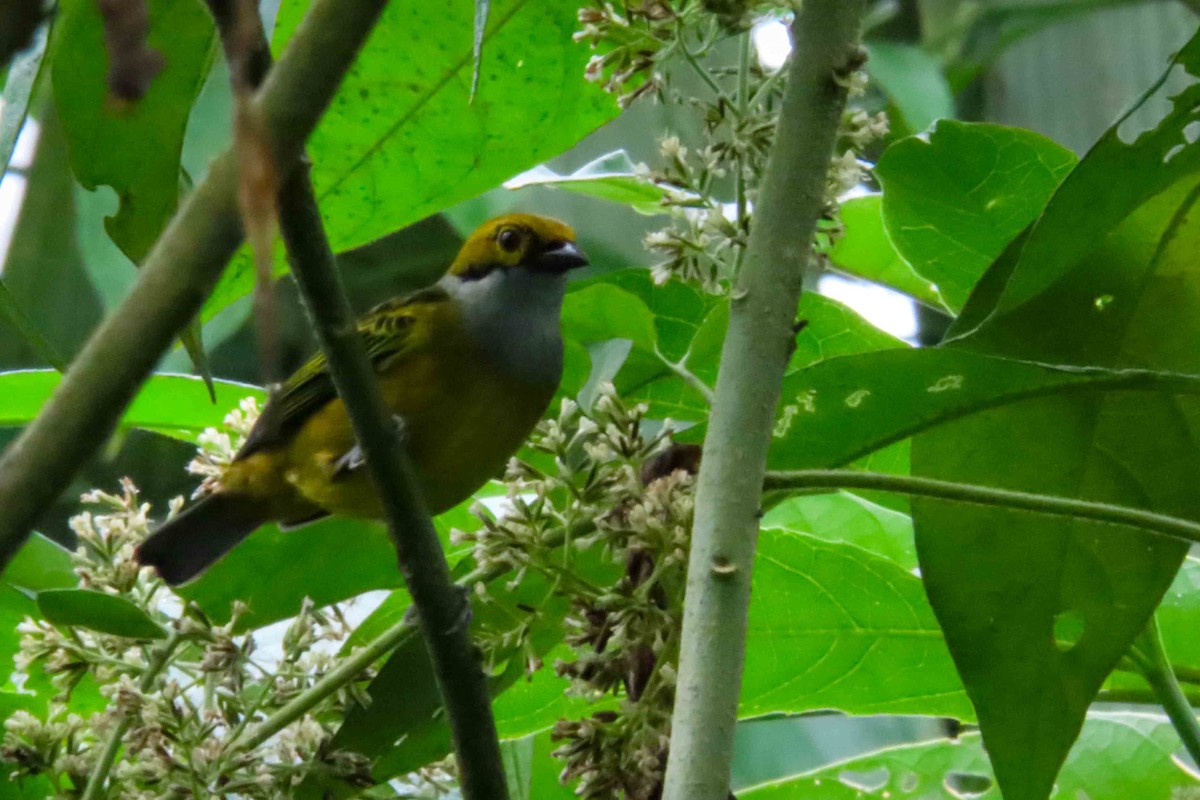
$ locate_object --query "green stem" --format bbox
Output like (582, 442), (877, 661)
(232, 616), (419, 752)
(762, 470), (1200, 546)
(0, 279), (66, 370)
(678, 31), (730, 102)
(1133, 616), (1200, 768)
(0, 0), (394, 571)
(661, 4), (869, 799)
(81, 633), (181, 800)
(1099, 686), (1200, 706)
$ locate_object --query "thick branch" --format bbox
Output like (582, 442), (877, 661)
(276, 170), (509, 799)
(0, 0), (390, 567)
(763, 470), (1200, 546)
(660, 4), (868, 799)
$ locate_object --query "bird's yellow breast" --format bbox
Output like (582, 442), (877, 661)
(225, 301), (555, 521)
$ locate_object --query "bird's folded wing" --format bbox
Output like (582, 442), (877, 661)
(236, 285), (449, 458)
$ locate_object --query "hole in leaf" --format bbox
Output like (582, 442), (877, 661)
(1093, 294), (1114, 311)
(943, 772), (992, 798)
(1052, 609), (1085, 652)
(899, 772), (919, 793)
(1115, 64), (1190, 145)
(839, 767), (889, 793)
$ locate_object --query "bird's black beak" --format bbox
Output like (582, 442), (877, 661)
(536, 240), (589, 273)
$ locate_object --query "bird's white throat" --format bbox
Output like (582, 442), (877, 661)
(441, 268), (568, 386)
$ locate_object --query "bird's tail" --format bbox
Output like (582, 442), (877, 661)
(135, 493), (267, 586)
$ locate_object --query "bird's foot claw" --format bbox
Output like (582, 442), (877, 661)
(332, 416), (410, 477)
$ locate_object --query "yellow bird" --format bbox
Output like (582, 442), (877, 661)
(137, 214), (587, 585)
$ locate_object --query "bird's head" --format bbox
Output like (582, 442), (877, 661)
(447, 214), (588, 280)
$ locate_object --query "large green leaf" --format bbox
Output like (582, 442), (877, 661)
(738, 712), (1190, 800)
(37, 589), (166, 639)
(741, 529), (970, 721)
(0, 370), (263, 443)
(50, 0), (214, 263)
(767, 348), (1200, 472)
(911, 31), (1200, 800)
(201, 0), (619, 322)
(876, 121), (1076, 313)
(761, 492), (916, 570)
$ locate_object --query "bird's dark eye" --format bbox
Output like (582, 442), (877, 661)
(497, 228), (522, 253)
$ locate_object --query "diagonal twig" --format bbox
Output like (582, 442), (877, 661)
(204, 3), (510, 794)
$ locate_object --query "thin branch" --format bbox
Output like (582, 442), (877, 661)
(81, 632), (181, 800)
(661, 4), (869, 799)
(1133, 616), (1200, 768)
(0, 0), (392, 569)
(233, 616), (419, 752)
(276, 168), (509, 799)
(762, 470), (1200, 546)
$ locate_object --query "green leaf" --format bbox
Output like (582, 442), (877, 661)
(2, 533), (76, 592)
(0, 281), (66, 370)
(876, 121), (1076, 312)
(505, 150), (700, 215)
(761, 492), (916, 570)
(202, 0), (618, 322)
(0, 370), (264, 443)
(767, 348), (1200, 472)
(911, 32), (1200, 800)
(738, 712), (1190, 800)
(865, 42), (954, 134)
(50, 0), (214, 263)
(740, 529), (970, 721)
(37, 588), (165, 639)
(829, 195), (945, 310)
(964, 41), (1200, 330)
(0, 21), (47, 176)
(790, 291), (904, 371)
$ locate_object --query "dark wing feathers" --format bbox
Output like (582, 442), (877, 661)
(236, 286), (447, 458)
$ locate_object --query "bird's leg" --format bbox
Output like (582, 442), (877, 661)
(333, 415), (409, 477)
